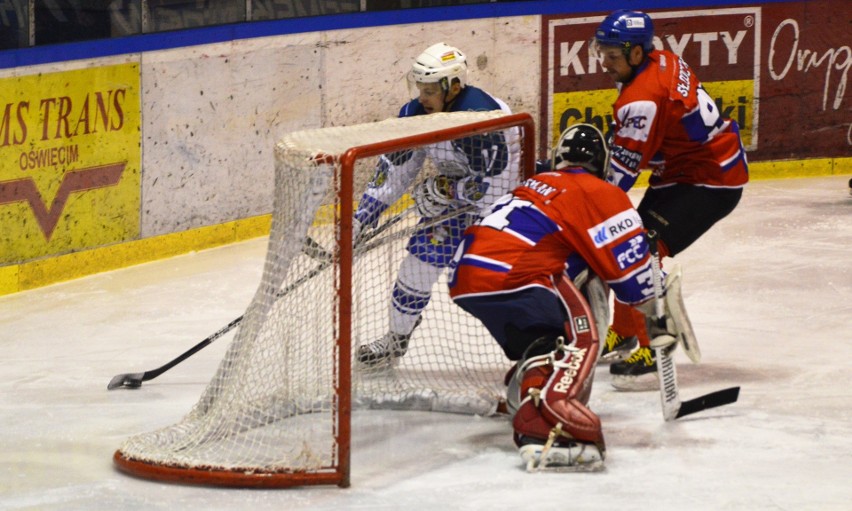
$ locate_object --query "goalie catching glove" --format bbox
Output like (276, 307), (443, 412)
(412, 175), (489, 217)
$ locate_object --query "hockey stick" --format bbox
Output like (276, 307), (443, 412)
(107, 208), (410, 390)
(301, 205), (416, 264)
(107, 251), (343, 390)
(107, 205), (468, 390)
(647, 230), (740, 420)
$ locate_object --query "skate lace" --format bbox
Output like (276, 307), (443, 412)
(372, 333), (402, 352)
(604, 329), (624, 351)
(361, 331), (409, 355)
(361, 338), (389, 355)
(623, 346), (654, 366)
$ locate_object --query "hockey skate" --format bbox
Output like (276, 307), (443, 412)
(598, 328), (638, 364)
(356, 317), (421, 369)
(610, 346), (659, 391)
(517, 436), (605, 472)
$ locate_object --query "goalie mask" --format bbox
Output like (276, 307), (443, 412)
(408, 42), (468, 97)
(551, 123), (610, 179)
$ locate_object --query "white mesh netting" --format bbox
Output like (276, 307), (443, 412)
(115, 111), (533, 486)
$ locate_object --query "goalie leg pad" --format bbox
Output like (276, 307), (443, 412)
(507, 274), (606, 470)
(511, 342), (606, 472)
(512, 343), (603, 443)
(511, 273), (604, 444)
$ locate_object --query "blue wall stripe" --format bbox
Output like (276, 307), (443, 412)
(0, 0), (791, 69)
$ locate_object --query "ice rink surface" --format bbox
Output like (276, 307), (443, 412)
(1, 175), (850, 511)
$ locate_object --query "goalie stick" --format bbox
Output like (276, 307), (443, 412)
(107, 205), (468, 390)
(647, 230), (740, 421)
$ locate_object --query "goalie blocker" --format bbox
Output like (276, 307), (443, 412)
(635, 260), (700, 364)
(507, 275), (605, 472)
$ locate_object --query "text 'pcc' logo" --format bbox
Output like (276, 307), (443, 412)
(588, 209), (643, 248)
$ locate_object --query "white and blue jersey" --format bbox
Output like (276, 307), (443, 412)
(355, 85), (521, 267)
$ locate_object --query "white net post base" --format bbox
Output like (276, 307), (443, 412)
(114, 111), (536, 488)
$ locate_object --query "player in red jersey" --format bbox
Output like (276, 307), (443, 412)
(448, 124), (695, 471)
(593, 10), (749, 389)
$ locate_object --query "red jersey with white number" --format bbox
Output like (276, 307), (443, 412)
(607, 49), (749, 191)
(449, 169), (654, 306)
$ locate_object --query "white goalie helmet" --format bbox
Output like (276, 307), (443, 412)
(408, 42), (468, 92)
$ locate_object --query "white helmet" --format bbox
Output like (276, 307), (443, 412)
(408, 42), (468, 92)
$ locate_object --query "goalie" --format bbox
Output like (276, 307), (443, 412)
(352, 42), (522, 367)
(448, 124), (695, 471)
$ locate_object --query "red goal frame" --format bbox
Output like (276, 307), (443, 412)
(114, 112), (536, 488)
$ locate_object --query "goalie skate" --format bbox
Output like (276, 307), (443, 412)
(518, 438), (604, 472)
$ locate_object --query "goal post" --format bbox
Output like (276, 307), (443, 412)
(114, 110), (536, 488)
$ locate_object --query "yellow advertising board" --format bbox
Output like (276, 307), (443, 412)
(0, 63), (141, 264)
(550, 80), (755, 149)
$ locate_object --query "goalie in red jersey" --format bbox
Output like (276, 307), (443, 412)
(592, 10), (749, 390)
(448, 124), (695, 471)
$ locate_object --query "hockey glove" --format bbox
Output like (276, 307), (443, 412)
(636, 264), (700, 363)
(413, 175), (456, 217)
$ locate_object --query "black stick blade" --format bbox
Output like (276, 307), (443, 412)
(107, 372), (145, 390)
(676, 386), (740, 419)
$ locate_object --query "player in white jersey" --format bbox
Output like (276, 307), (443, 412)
(353, 42), (522, 367)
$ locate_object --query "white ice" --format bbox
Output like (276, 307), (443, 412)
(1, 175), (850, 511)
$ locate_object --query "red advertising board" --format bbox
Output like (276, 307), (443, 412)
(541, 1), (850, 162)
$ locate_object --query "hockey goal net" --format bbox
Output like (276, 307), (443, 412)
(114, 111), (535, 488)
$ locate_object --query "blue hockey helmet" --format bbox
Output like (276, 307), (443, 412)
(594, 10), (655, 53)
